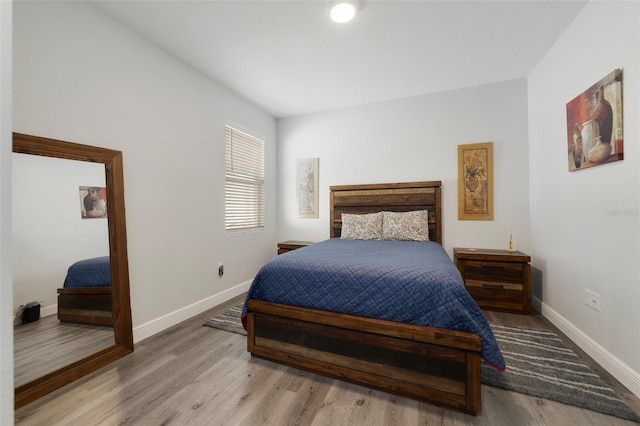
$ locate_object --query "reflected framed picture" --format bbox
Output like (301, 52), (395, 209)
(79, 186), (107, 219)
(458, 142), (493, 220)
(296, 158), (319, 218)
(566, 69), (623, 171)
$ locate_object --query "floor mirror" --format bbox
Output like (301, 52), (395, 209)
(13, 132), (133, 409)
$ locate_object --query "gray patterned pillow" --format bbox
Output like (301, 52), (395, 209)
(382, 210), (429, 241)
(340, 212), (383, 240)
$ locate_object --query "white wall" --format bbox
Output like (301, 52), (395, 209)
(13, 1), (277, 340)
(0, 0), (13, 421)
(529, 1), (639, 395)
(12, 154), (108, 318)
(277, 79), (531, 257)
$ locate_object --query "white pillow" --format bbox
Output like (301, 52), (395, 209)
(382, 210), (430, 241)
(340, 212), (383, 240)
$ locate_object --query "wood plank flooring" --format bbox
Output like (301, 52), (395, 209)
(15, 297), (640, 425)
(14, 315), (114, 388)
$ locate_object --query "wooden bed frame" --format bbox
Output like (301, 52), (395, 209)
(57, 287), (114, 327)
(246, 181), (483, 415)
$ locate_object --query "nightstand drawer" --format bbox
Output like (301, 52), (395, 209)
(465, 279), (522, 291)
(463, 260), (524, 283)
(465, 279), (524, 305)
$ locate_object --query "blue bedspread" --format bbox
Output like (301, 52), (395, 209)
(63, 256), (111, 288)
(242, 238), (505, 370)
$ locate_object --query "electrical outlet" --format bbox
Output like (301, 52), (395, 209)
(591, 292), (600, 311)
(218, 262), (224, 277)
(584, 289), (601, 311)
(584, 289), (592, 307)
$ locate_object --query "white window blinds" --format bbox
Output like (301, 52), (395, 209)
(225, 124), (265, 232)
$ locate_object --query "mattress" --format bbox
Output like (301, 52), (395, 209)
(63, 256), (111, 288)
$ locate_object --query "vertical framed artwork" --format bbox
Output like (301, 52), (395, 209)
(566, 69), (623, 171)
(458, 142), (493, 220)
(79, 186), (107, 218)
(296, 158), (319, 218)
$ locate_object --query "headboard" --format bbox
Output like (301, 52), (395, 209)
(329, 181), (442, 244)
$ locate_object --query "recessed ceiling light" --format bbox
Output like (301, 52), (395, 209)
(330, 2), (357, 24)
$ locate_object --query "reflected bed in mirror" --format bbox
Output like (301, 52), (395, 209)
(13, 132), (133, 409)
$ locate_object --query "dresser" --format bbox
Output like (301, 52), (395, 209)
(277, 240), (314, 255)
(454, 247), (531, 314)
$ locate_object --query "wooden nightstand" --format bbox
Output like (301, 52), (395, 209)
(454, 247), (531, 314)
(277, 240), (313, 255)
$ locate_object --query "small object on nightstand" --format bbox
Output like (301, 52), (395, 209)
(454, 247), (531, 314)
(277, 240), (313, 255)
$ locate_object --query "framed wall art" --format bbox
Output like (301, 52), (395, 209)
(296, 158), (319, 218)
(79, 186), (107, 218)
(458, 142), (493, 220)
(566, 69), (623, 171)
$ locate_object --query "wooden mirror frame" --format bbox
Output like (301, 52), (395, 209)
(13, 132), (133, 409)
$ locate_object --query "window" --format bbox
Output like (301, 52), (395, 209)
(225, 124), (265, 232)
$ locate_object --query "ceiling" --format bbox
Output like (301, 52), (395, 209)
(89, 1), (587, 118)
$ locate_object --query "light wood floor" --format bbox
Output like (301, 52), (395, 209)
(14, 315), (114, 388)
(15, 297), (640, 425)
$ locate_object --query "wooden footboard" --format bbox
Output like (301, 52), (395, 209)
(246, 299), (482, 415)
(57, 287), (113, 326)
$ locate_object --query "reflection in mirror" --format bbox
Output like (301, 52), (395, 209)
(12, 153), (115, 388)
(13, 132), (133, 409)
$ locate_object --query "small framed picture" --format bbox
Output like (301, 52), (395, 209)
(296, 158), (319, 218)
(458, 142), (493, 220)
(79, 186), (107, 219)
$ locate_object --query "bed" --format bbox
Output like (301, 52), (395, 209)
(57, 256), (113, 326)
(243, 181), (504, 415)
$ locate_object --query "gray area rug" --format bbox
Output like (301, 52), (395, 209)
(482, 323), (639, 422)
(204, 304), (246, 336)
(205, 304), (639, 422)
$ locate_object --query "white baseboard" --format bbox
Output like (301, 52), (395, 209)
(534, 295), (640, 399)
(41, 304), (57, 318)
(133, 281), (251, 343)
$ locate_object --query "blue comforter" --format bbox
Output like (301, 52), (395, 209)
(242, 238), (505, 370)
(63, 256), (111, 288)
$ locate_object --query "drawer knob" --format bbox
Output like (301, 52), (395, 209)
(482, 263), (503, 268)
(482, 282), (504, 289)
